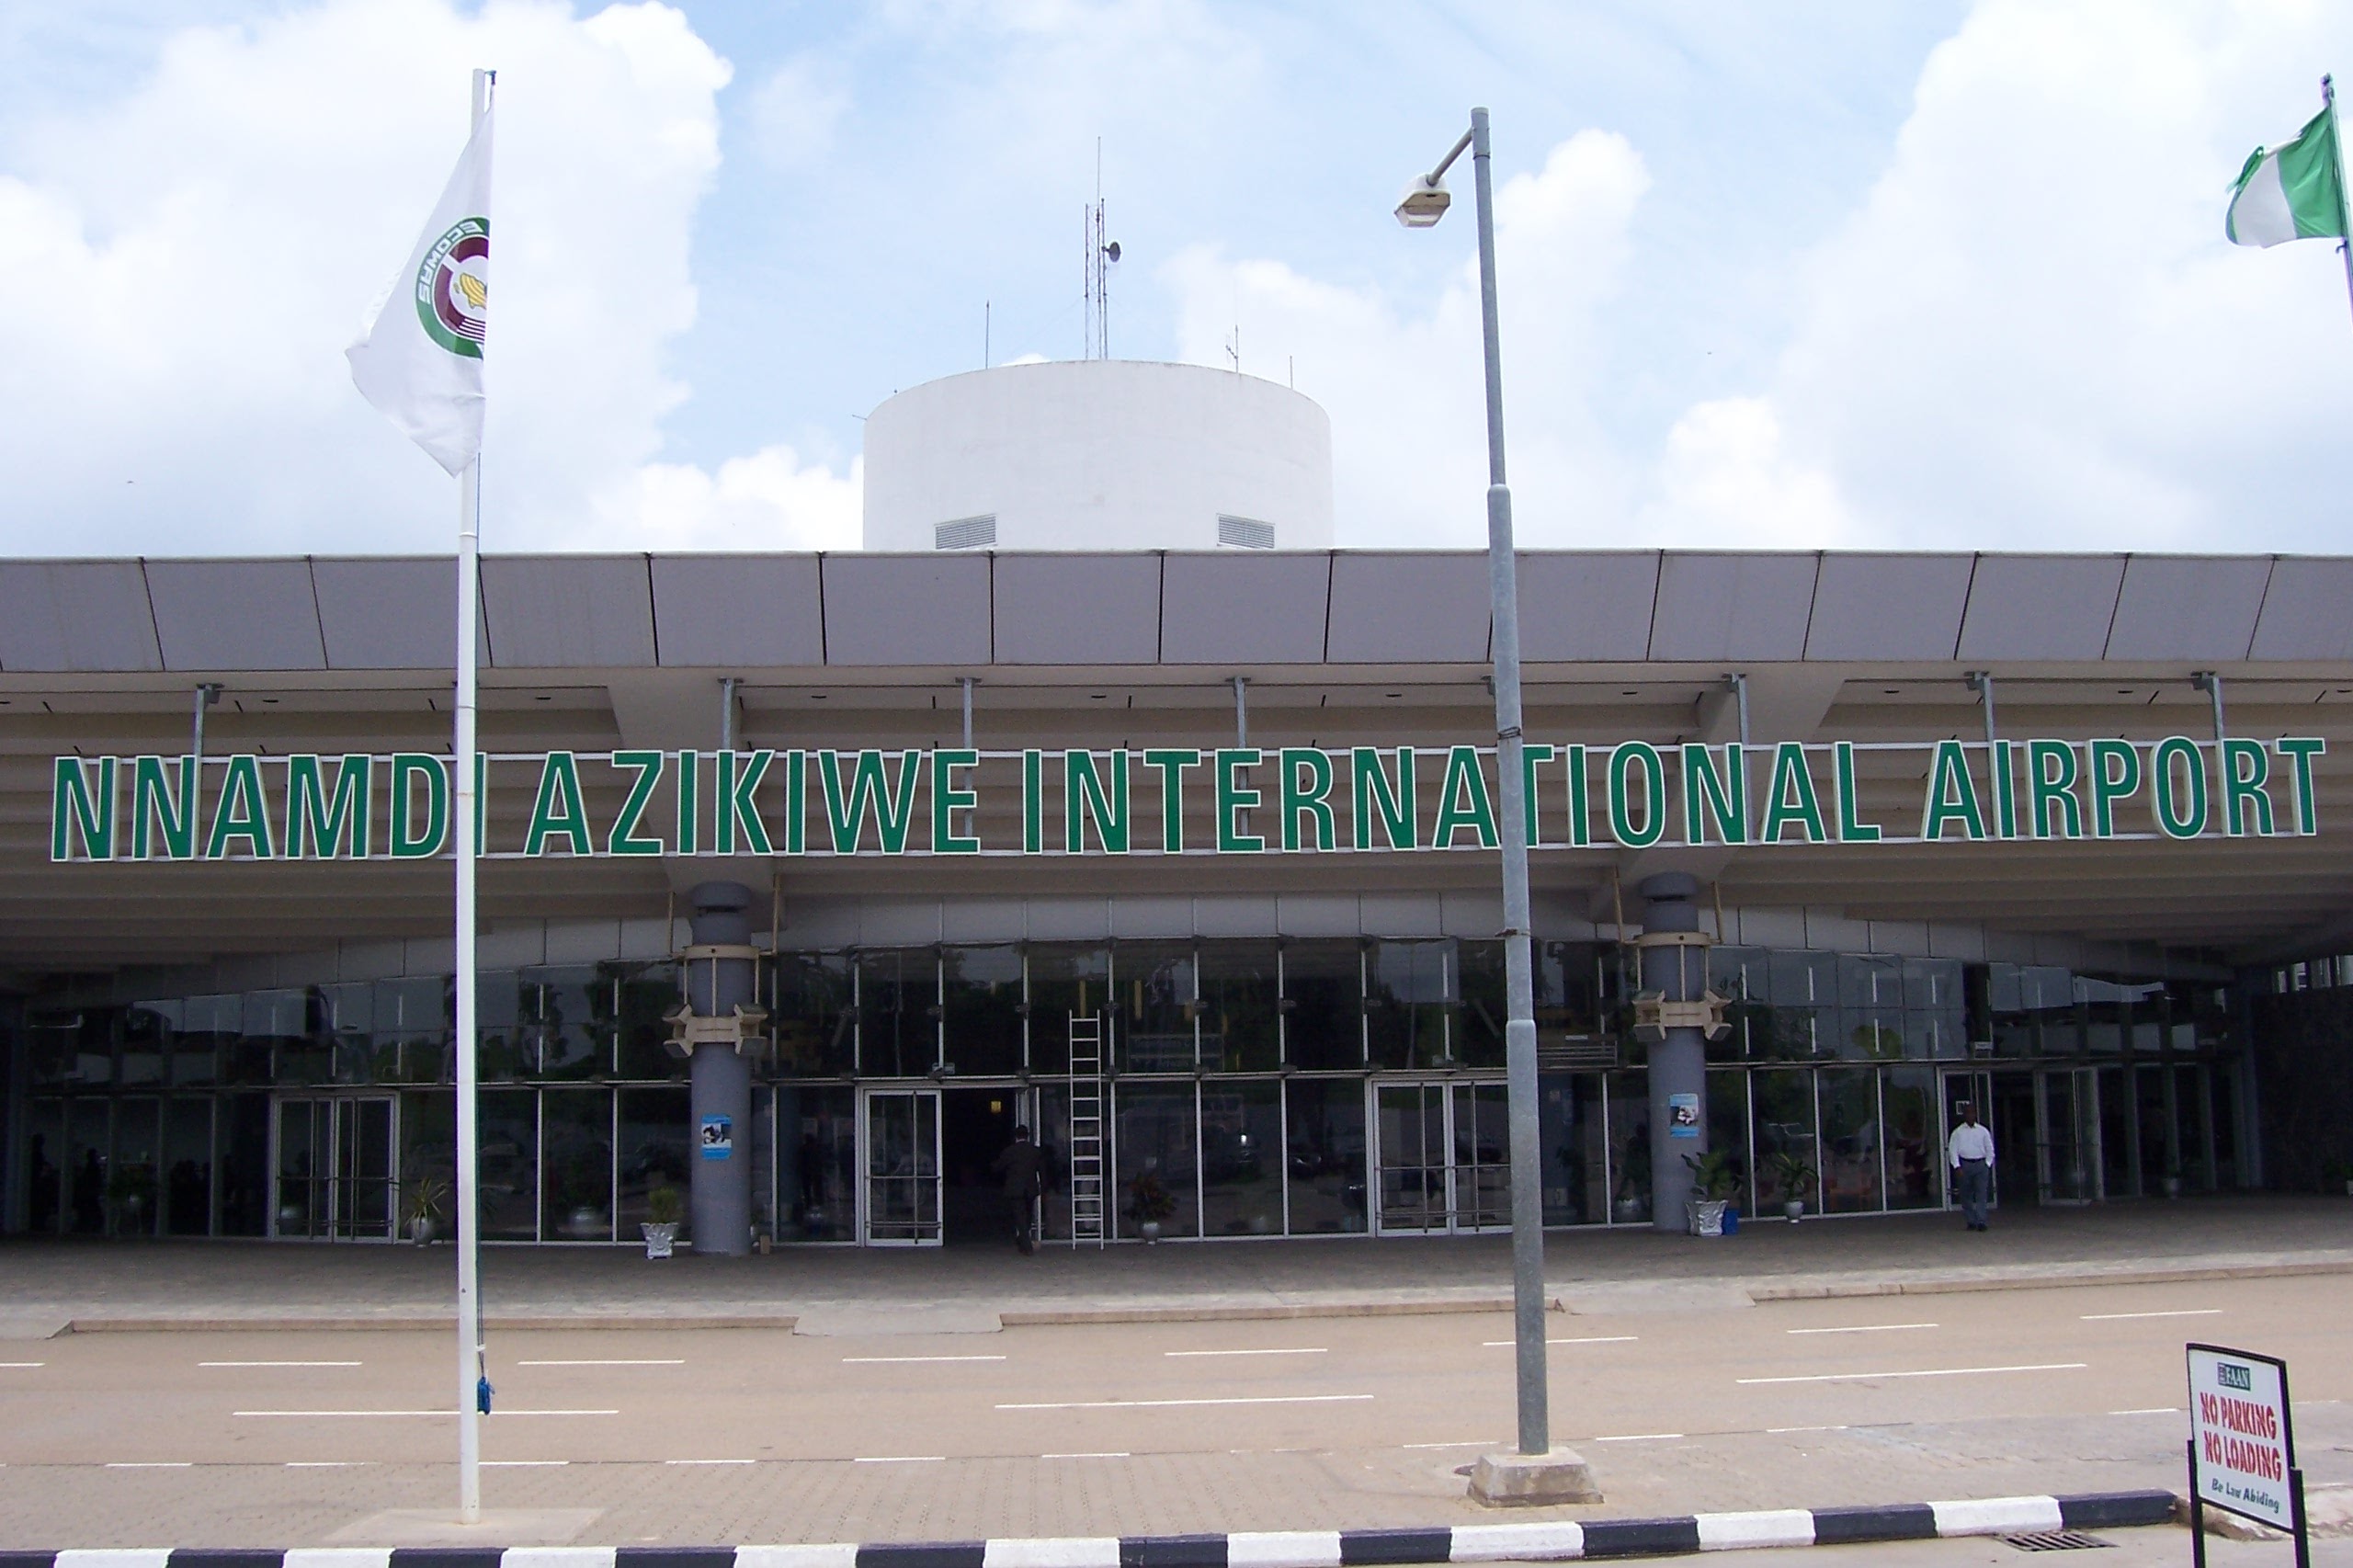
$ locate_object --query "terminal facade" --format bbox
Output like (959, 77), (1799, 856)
(4, 363), (2351, 1250)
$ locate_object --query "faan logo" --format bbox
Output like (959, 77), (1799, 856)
(2217, 1363), (2254, 1391)
(413, 217), (489, 358)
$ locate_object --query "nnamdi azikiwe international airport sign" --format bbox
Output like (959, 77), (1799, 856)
(48, 735), (2325, 862)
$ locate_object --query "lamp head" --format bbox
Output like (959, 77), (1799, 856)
(1394, 175), (1450, 229)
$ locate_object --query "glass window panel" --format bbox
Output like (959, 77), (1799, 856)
(1708, 1068), (1753, 1214)
(1026, 946), (1109, 1078)
(164, 1097), (214, 1235)
(1606, 1068), (1650, 1223)
(217, 1093), (271, 1236)
(777, 1084), (858, 1242)
(856, 950), (938, 1078)
(616, 961), (686, 1081)
(375, 978), (449, 1085)
(67, 1099), (109, 1233)
(618, 1086), (692, 1235)
(27, 1099), (66, 1233)
(1881, 1067), (1939, 1210)
(1114, 1084), (1198, 1240)
(942, 945), (1026, 1076)
(1374, 1083), (1446, 1233)
(531, 966), (610, 1082)
(1367, 940), (1451, 1071)
(1540, 1072), (1608, 1225)
(479, 1087), (539, 1241)
(473, 971), (525, 1083)
(771, 953), (855, 1078)
(1282, 941), (1362, 1071)
(1118, 943), (1198, 1074)
(1199, 941), (1279, 1072)
(540, 1088), (614, 1241)
(1769, 950), (1836, 1007)
(119, 1006), (165, 1086)
(1283, 1078), (1367, 1233)
(321, 983), (375, 1085)
(1458, 941), (1510, 1070)
(110, 1097), (160, 1236)
(274, 1098), (319, 1238)
(1455, 1082), (1512, 1229)
(1199, 1082), (1282, 1236)
(1707, 948), (1765, 1062)
(399, 1088), (457, 1230)
(1817, 1067), (1882, 1213)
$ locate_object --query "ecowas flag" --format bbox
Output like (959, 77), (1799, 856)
(347, 105), (494, 474)
(2225, 105), (2347, 248)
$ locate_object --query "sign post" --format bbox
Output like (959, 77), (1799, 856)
(2187, 1343), (2308, 1567)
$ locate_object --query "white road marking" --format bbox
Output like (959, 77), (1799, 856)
(519, 1359), (684, 1367)
(1402, 1440), (1502, 1449)
(1481, 1336), (1638, 1346)
(1766, 1426), (1847, 1434)
(2081, 1309), (2222, 1321)
(1786, 1324), (1938, 1335)
(2111, 1407), (2183, 1415)
(482, 1460), (568, 1467)
(1591, 1433), (1682, 1443)
(999, 1394), (1373, 1411)
(0, 1362), (47, 1369)
(201, 1360), (360, 1368)
(665, 1459), (755, 1465)
(852, 1455), (945, 1463)
(105, 1462), (192, 1469)
(233, 1408), (619, 1417)
(843, 1355), (1007, 1364)
(1165, 1347), (1327, 1358)
(1041, 1452), (1129, 1460)
(1738, 1362), (2086, 1385)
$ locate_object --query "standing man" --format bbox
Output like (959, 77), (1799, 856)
(992, 1124), (1046, 1255)
(1948, 1103), (1995, 1232)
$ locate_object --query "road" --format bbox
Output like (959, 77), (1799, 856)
(2, 1273), (2347, 1549)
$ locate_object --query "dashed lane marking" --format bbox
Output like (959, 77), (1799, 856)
(1738, 1362), (2086, 1385)
(482, 1460), (568, 1467)
(1786, 1324), (1938, 1335)
(1766, 1426), (1847, 1434)
(201, 1360), (361, 1368)
(233, 1408), (620, 1417)
(2111, 1407), (2184, 1415)
(2081, 1309), (2222, 1321)
(1403, 1439), (1503, 1449)
(1041, 1451), (1129, 1459)
(852, 1455), (945, 1463)
(1591, 1433), (1683, 1443)
(665, 1458), (755, 1465)
(105, 1461), (192, 1468)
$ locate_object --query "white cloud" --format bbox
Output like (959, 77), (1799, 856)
(1164, 130), (1652, 548)
(745, 53), (849, 168)
(0, 0), (852, 557)
(589, 446), (861, 551)
(1642, 397), (1854, 548)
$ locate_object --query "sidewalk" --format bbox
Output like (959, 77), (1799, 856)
(5, 1195), (2348, 1335)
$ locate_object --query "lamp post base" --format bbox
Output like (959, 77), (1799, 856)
(1467, 1447), (1604, 1506)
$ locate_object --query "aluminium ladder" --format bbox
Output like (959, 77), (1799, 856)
(1066, 1013), (1108, 1247)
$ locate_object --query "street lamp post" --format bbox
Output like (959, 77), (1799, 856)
(1398, 108), (1597, 1505)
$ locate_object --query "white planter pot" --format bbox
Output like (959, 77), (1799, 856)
(641, 1221), (678, 1259)
(1687, 1199), (1728, 1237)
(1783, 1199), (1805, 1222)
(408, 1216), (436, 1245)
(1139, 1220), (1163, 1244)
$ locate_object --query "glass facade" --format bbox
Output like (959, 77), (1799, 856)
(9, 938), (2249, 1244)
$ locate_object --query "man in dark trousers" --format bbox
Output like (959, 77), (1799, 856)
(1948, 1102), (1995, 1231)
(992, 1124), (1045, 1254)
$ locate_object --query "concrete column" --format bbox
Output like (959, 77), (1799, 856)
(1642, 872), (1707, 1233)
(687, 881), (756, 1256)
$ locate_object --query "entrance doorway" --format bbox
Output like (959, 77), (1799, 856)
(940, 1086), (1028, 1245)
(1939, 1067), (2103, 1210)
(1370, 1080), (1509, 1234)
(271, 1096), (395, 1240)
(860, 1086), (940, 1245)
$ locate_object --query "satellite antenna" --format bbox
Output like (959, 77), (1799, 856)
(1084, 138), (1120, 358)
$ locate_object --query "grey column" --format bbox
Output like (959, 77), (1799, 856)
(687, 881), (756, 1257)
(1642, 872), (1707, 1233)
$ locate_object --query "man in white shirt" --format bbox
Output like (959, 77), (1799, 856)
(1949, 1104), (1995, 1231)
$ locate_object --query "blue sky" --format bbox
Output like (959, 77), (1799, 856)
(2, 1), (2349, 557)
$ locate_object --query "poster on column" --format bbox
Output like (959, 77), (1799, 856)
(2187, 1343), (2296, 1531)
(1667, 1094), (1699, 1138)
(700, 1115), (733, 1161)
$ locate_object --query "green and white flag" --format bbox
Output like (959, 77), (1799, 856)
(2225, 106), (2347, 247)
(347, 105), (494, 474)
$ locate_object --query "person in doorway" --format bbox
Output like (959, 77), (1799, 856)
(1948, 1102), (1995, 1231)
(992, 1124), (1046, 1255)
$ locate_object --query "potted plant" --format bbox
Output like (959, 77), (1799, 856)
(1682, 1150), (1739, 1238)
(402, 1174), (451, 1244)
(1768, 1149), (1816, 1222)
(642, 1183), (683, 1258)
(106, 1163), (157, 1238)
(2160, 1159), (2184, 1199)
(1127, 1171), (1176, 1242)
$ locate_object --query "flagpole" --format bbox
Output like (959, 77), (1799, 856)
(454, 63), (492, 1527)
(2327, 74), (2353, 323)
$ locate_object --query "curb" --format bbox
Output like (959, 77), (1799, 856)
(0, 1490), (2180, 1565)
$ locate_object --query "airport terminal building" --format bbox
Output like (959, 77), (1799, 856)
(5, 360), (2352, 1252)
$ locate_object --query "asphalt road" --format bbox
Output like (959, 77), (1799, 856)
(3, 1275), (2344, 1467)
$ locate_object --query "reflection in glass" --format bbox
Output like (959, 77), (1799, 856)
(1817, 1067), (1881, 1212)
(771, 953), (855, 1078)
(616, 962), (686, 1080)
(777, 1084), (857, 1241)
(1454, 1082), (1510, 1229)
(1606, 1069), (1650, 1223)
(1881, 1067), (1938, 1209)
(1114, 1083), (1198, 1239)
(1283, 942), (1361, 1070)
(540, 1088), (614, 1240)
(1540, 1071), (1608, 1224)
(1027, 946), (1109, 1077)
(618, 1086), (691, 1237)
(1200, 1082), (1281, 1235)
(1283, 1079), (1366, 1233)
(1198, 942), (1279, 1071)
(1374, 1083), (1446, 1232)
(943, 945), (1024, 1076)
(1119, 943), (1197, 1073)
(1367, 940), (1450, 1069)
(479, 1087), (539, 1241)
(533, 966), (610, 1081)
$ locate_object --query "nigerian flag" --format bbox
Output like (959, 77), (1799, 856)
(2226, 105), (2347, 247)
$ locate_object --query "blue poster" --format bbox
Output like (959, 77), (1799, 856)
(699, 1114), (733, 1160)
(1667, 1093), (1699, 1138)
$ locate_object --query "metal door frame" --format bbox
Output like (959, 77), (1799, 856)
(1368, 1078), (1509, 1236)
(857, 1085), (943, 1247)
(267, 1092), (398, 1242)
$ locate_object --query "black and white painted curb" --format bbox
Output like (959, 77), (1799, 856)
(0, 1489), (2179, 1566)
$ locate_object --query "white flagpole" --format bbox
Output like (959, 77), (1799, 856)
(2325, 75), (2353, 323)
(454, 63), (493, 1527)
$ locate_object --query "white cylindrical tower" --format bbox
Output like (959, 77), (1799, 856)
(861, 359), (1334, 551)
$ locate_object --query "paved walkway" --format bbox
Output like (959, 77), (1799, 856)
(4, 1195), (2348, 1335)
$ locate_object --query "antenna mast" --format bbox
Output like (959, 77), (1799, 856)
(1084, 139), (1119, 359)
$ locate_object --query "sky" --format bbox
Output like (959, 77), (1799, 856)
(3, 0), (2352, 559)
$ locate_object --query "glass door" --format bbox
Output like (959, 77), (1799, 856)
(861, 1087), (942, 1245)
(273, 1095), (397, 1240)
(1371, 1080), (1511, 1234)
(1938, 1069), (1992, 1210)
(2042, 1067), (2099, 1203)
